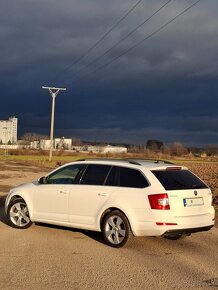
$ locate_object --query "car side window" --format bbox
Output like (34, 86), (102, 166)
(46, 164), (84, 184)
(80, 164), (112, 185)
(119, 167), (149, 188)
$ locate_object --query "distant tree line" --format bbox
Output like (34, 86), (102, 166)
(129, 139), (218, 157)
(21, 133), (49, 142)
(19, 133), (218, 157)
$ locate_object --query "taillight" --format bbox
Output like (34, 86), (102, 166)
(148, 194), (170, 210)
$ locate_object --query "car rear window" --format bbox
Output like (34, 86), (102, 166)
(152, 169), (208, 190)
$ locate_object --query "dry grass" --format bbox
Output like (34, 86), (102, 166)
(0, 153), (217, 197)
(0, 158), (217, 218)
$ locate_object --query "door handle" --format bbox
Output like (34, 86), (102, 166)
(98, 193), (108, 197)
(59, 190), (69, 194)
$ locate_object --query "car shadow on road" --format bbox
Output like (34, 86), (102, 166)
(0, 195), (8, 225)
(36, 223), (105, 245)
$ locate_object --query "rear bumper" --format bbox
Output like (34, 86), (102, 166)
(130, 206), (215, 236)
(162, 224), (214, 237)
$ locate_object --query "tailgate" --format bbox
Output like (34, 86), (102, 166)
(168, 188), (212, 217)
(151, 168), (213, 217)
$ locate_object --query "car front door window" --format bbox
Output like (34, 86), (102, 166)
(46, 164), (84, 184)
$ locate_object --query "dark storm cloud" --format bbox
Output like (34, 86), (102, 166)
(0, 0), (218, 146)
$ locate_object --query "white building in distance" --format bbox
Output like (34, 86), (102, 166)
(87, 145), (127, 154)
(30, 140), (51, 150)
(0, 116), (18, 144)
(54, 138), (72, 150)
(72, 144), (128, 154)
(30, 139), (128, 154)
(40, 139), (51, 150)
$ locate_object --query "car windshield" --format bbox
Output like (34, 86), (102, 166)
(151, 169), (208, 190)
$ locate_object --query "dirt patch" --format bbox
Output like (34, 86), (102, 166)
(0, 185), (12, 194)
(0, 161), (48, 173)
(0, 160), (50, 196)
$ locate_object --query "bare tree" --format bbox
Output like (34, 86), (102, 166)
(146, 140), (164, 151)
(205, 145), (218, 156)
(170, 142), (188, 156)
(21, 133), (49, 142)
(71, 137), (83, 146)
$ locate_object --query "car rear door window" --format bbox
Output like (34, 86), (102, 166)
(80, 164), (112, 185)
(152, 170), (208, 190)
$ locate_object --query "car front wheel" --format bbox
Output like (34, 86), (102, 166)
(102, 210), (132, 248)
(7, 198), (32, 229)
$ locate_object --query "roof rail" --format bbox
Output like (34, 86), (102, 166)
(75, 158), (175, 165)
(127, 160), (142, 165)
(126, 159), (175, 165)
(158, 160), (175, 164)
(75, 158), (142, 166)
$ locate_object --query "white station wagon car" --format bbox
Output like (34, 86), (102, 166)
(5, 159), (215, 247)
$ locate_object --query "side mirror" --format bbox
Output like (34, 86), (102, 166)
(38, 176), (47, 184)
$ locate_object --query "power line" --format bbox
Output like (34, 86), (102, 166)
(70, 0), (172, 81)
(84, 0), (172, 70)
(68, 0), (201, 87)
(54, 0), (144, 83)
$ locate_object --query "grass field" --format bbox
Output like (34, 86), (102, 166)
(0, 149), (217, 218)
(0, 149), (217, 196)
(0, 150), (87, 168)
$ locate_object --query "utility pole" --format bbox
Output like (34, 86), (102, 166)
(42, 86), (66, 162)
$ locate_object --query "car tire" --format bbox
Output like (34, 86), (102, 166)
(7, 198), (32, 229)
(102, 210), (133, 248)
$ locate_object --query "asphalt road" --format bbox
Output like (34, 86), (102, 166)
(0, 198), (217, 290)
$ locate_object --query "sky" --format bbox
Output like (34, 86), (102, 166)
(0, 0), (218, 147)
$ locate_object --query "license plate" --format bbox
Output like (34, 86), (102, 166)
(183, 197), (204, 207)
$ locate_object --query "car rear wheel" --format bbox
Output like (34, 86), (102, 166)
(102, 210), (132, 248)
(7, 198), (32, 229)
